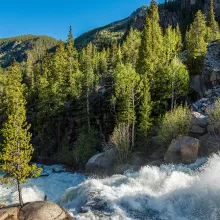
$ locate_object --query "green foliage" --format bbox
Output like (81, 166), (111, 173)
(72, 128), (97, 168)
(75, 17), (129, 49)
(208, 99), (220, 132)
(165, 57), (189, 109)
(114, 63), (140, 123)
(0, 5), (210, 170)
(36, 39), (82, 155)
(185, 10), (208, 75)
(208, 0), (220, 42)
(0, 70), (7, 128)
(164, 24), (182, 62)
(138, 76), (152, 135)
(0, 62), (41, 206)
(0, 35), (57, 67)
(79, 43), (96, 129)
(137, 1), (164, 78)
(110, 123), (131, 163)
(122, 29), (141, 67)
(158, 105), (192, 148)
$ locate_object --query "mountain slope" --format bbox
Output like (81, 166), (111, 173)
(75, 0), (220, 49)
(0, 35), (58, 67)
(75, 6), (147, 49)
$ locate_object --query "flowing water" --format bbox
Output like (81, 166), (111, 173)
(1, 154), (220, 220)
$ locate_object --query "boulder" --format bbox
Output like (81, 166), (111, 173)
(189, 41), (220, 97)
(19, 201), (73, 220)
(86, 148), (117, 173)
(189, 112), (208, 136)
(0, 207), (18, 220)
(164, 136), (200, 164)
(199, 134), (220, 157)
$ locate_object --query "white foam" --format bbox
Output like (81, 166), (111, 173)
(0, 165), (85, 205)
(57, 155), (220, 219)
(1, 155), (220, 219)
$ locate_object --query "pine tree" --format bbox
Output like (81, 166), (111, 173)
(138, 76), (152, 135)
(36, 44), (67, 153)
(24, 52), (36, 104)
(36, 53), (53, 154)
(208, 0), (220, 41)
(98, 48), (108, 85)
(79, 43), (95, 130)
(65, 26), (81, 98)
(164, 25), (182, 62)
(0, 61), (41, 207)
(114, 63), (140, 148)
(166, 57), (189, 110)
(0, 70), (8, 128)
(67, 26), (74, 42)
(185, 10), (208, 75)
(122, 28), (141, 67)
(175, 24), (182, 54)
(136, 0), (164, 78)
(53, 40), (68, 92)
(136, 0), (167, 114)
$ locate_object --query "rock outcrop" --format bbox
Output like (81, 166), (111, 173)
(189, 112), (208, 136)
(86, 148), (117, 173)
(164, 136), (200, 164)
(19, 201), (73, 220)
(190, 41), (220, 97)
(0, 206), (18, 220)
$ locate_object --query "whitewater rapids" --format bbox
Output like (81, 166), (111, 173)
(1, 154), (220, 219)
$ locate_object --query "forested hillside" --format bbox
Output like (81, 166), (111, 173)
(0, 0), (219, 172)
(0, 35), (57, 67)
(75, 0), (220, 49)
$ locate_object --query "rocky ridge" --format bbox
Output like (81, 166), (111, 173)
(75, 0), (220, 48)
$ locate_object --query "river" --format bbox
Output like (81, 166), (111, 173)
(1, 154), (220, 220)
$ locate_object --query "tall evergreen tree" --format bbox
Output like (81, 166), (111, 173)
(66, 26), (81, 98)
(122, 28), (141, 67)
(185, 10), (208, 75)
(36, 42), (68, 154)
(0, 69), (8, 128)
(166, 57), (189, 110)
(114, 63), (140, 148)
(208, 0), (220, 41)
(138, 76), (152, 136)
(137, 0), (164, 78)
(164, 25), (182, 62)
(136, 0), (167, 114)
(79, 43), (95, 130)
(0, 62), (41, 207)
(67, 26), (74, 42)
(24, 52), (36, 104)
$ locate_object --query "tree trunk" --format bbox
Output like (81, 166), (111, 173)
(131, 90), (135, 149)
(171, 81), (174, 111)
(17, 178), (23, 207)
(87, 87), (91, 130)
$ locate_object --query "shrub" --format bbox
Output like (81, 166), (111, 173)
(56, 136), (72, 166)
(158, 105), (192, 148)
(56, 128), (97, 168)
(72, 128), (97, 168)
(110, 123), (131, 163)
(208, 99), (220, 132)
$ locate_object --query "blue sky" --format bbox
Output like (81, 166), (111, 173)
(0, 0), (163, 40)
